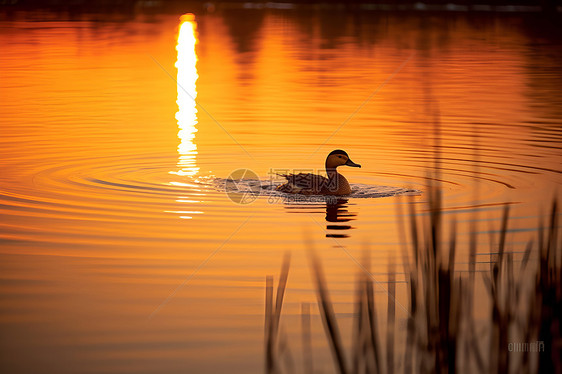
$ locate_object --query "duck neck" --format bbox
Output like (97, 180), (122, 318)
(326, 167), (338, 179)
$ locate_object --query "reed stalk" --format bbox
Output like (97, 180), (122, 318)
(265, 195), (561, 374)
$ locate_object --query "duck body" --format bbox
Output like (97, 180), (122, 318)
(277, 172), (352, 195)
(276, 150), (361, 196)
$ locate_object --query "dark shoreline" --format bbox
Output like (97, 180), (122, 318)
(1, 0), (561, 15)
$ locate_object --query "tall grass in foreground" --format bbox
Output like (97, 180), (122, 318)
(265, 193), (561, 374)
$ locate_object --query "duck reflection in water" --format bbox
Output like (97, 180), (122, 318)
(282, 197), (357, 238)
(325, 198), (356, 238)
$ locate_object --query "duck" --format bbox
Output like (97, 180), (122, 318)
(277, 149), (361, 195)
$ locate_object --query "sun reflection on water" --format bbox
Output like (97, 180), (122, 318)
(172, 14), (199, 177)
(169, 14), (204, 220)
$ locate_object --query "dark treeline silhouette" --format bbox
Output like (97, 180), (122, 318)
(2, 0), (561, 14)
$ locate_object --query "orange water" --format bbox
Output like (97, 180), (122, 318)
(1, 9), (561, 373)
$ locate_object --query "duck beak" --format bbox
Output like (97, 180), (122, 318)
(345, 159), (361, 168)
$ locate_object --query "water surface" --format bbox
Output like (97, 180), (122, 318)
(1, 9), (561, 374)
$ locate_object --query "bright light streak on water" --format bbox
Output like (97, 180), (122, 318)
(173, 14), (199, 177)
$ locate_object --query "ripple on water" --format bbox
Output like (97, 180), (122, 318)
(216, 177), (421, 204)
(1, 144), (559, 254)
(0, 153), (220, 251)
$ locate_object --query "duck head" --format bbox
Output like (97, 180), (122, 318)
(325, 149), (361, 170)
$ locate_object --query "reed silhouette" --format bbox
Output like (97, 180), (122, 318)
(265, 190), (561, 374)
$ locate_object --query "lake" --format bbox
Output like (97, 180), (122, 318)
(1, 6), (561, 374)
